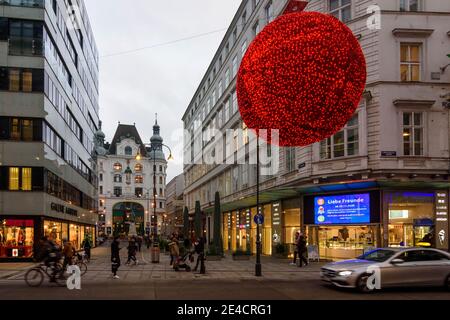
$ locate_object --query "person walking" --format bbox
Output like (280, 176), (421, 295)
(62, 240), (76, 271)
(145, 236), (152, 249)
(81, 236), (92, 262)
(169, 237), (180, 269)
(192, 237), (205, 274)
(297, 233), (308, 268)
(291, 231), (300, 266)
(137, 236), (143, 252)
(111, 236), (121, 279)
(126, 239), (138, 265)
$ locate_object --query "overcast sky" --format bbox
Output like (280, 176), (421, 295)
(84, 0), (242, 182)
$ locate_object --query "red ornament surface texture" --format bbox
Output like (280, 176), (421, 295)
(237, 12), (367, 146)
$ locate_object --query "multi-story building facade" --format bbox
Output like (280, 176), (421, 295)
(0, 0), (100, 261)
(166, 174), (185, 236)
(182, 0), (450, 260)
(97, 121), (168, 237)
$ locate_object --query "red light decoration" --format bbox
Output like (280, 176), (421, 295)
(237, 12), (367, 147)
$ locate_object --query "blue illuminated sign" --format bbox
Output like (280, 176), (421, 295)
(314, 193), (371, 225)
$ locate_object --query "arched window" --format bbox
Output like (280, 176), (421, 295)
(114, 174), (122, 183)
(134, 163), (143, 172)
(159, 176), (163, 184)
(125, 146), (132, 156)
(113, 163), (122, 172)
(135, 175), (143, 184)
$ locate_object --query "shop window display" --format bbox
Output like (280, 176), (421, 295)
(386, 192), (435, 248)
(318, 225), (377, 260)
(283, 208), (301, 257)
(0, 219), (34, 258)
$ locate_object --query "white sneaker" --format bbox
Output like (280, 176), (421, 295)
(113, 275), (120, 279)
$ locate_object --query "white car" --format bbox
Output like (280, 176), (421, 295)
(321, 248), (450, 292)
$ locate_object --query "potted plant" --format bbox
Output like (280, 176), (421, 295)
(206, 245), (222, 261)
(232, 248), (252, 261)
(274, 243), (289, 259)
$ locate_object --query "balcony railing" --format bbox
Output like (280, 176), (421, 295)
(8, 37), (43, 56)
(0, 0), (44, 8)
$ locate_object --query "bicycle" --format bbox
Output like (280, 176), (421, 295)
(25, 262), (67, 287)
(72, 253), (88, 276)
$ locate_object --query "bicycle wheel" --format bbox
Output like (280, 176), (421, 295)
(77, 262), (88, 276)
(25, 268), (44, 287)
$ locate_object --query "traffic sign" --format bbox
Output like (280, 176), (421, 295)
(254, 214), (264, 225)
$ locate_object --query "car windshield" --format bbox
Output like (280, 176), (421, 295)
(358, 249), (397, 262)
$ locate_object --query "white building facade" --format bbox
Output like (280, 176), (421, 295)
(182, 0), (450, 259)
(97, 122), (168, 237)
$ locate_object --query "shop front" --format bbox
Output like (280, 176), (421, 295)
(384, 190), (449, 250)
(304, 191), (381, 260)
(221, 199), (302, 257)
(0, 218), (36, 260)
(1, 216), (96, 261)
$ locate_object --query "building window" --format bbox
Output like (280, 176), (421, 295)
(159, 202), (163, 209)
(242, 11), (247, 25)
(403, 112), (423, 156)
(159, 176), (163, 184)
(329, 0), (351, 23)
(253, 21), (260, 36)
(242, 122), (249, 145)
(232, 56), (238, 78)
(0, 68), (44, 92)
(124, 146), (132, 156)
(401, 44), (421, 82)
(232, 90), (238, 114)
(114, 187), (122, 197)
(134, 164), (143, 172)
(265, 1), (274, 23)
(135, 188), (143, 198)
(113, 163), (122, 172)
(159, 188), (163, 196)
(22, 168), (32, 191)
(135, 175), (143, 184)
(99, 186), (103, 194)
(225, 68), (230, 88)
(159, 165), (163, 172)
(241, 39), (248, 57)
(400, 0), (420, 11)
(9, 167), (20, 191)
(320, 114), (359, 159)
(114, 174), (122, 183)
(99, 174), (103, 182)
(286, 147), (296, 172)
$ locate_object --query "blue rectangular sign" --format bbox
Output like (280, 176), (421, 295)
(314, 193), (371, 225)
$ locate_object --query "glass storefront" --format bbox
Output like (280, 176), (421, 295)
(316, 225), (377, 260)
(282, 198), (301, 257)
(386, 191), (435, 247)
(0, 219), (34, 259)
(44, 220), (68, 247)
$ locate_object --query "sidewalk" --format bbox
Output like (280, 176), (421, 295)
(2, 243), (325, 282)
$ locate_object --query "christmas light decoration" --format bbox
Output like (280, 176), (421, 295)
(237, 12), (367, 146)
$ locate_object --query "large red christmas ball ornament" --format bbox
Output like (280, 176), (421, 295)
(237, 11), (367, 147)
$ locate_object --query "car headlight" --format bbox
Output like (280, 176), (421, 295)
(338, 271), (353, 277)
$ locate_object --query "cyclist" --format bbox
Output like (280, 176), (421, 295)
(62, 240), (76, 271)
(38, 237), (62, 282)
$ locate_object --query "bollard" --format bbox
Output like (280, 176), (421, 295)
(151, 246), (160, 264)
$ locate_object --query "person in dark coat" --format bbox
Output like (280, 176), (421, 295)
(125, 239), (138, 265)
(137, 236), (143, 252)
(111, 236), (121, 279)
(81, 236), (92, 262)
(297, 233), (308, 268)
(192, 237), (205, 273)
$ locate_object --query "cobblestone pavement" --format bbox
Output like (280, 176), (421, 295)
(1, 242), (323, 282)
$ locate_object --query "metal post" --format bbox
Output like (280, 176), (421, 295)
(255, 133), (262, 277)
(153, 148), (158, 242)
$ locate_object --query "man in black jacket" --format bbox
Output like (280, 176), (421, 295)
(111, 236), (121, 279)
(192, 237), (205, 274)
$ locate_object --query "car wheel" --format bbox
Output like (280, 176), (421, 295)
(357, 274), (373, 294)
